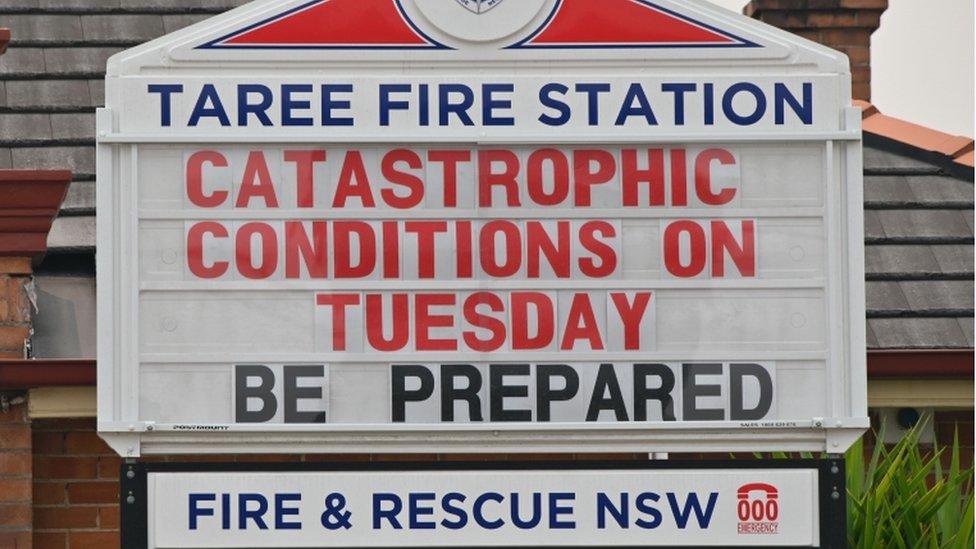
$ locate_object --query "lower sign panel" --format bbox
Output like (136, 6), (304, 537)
(127, 461), (840, 548)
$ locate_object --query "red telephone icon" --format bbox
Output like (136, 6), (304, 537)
(737, 483), (779, 522)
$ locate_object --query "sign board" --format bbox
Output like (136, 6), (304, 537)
(97, 0), (868, 456)
(121, 460), (846, 548)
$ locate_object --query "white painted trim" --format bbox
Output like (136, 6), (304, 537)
(29, 387), (97, 419)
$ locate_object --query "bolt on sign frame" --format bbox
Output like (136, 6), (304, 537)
(97, 0), (868, 457)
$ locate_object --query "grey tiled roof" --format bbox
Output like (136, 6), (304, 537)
(0, 0), (249, 242)
(864, 147), (974, 349)
(0, 0), (973, 350)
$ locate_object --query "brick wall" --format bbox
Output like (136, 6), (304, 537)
(29, 417), (645, 548)
(0, 257), (31, 360)
(17, 412), (974, 548)
(0, 255), (33, 548)
(0, 400), (32, 548)
(934, 410), (975, 468)
(745, 0), (889, 101)
(31, 419), (120, 549)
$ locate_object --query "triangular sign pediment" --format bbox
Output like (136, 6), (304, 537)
(200, 0), (756, 51)
(513, 0), (755, 49)
(202, 0), (447, 50)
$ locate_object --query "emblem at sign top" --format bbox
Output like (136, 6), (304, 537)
(455, 0), (505, 14)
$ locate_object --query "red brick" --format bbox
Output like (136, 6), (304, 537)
(67, 482), (119, 504)
(820, 28), (872, 47)
(69, 531), (119, 549)
(0, 287), (14, 323)
(852, 83), (871, 101)
(34, 506), (98, 530)
(0, 478), (30, 502)
(851, 67), (871, 83)
(0, 452), (30, 475)
(806, 11), (860, 27)
(32, 432), (65, 455)
(793, 29), (823, 42)
(935, 422), (975, 447)
(97, 456), (122, 479)
(0, 425), (30, 450)
(841, 45), (870, 65)
(0, 403), (27, 424)
(33, 532), (66, 549)
(0, 503), (31, 527)
(33, 482), (66, 505)
(98, 505), (119, 529)
(32, 419), (96, 432)
(0, 326), (29, 351)
(935, 411), (974, 423)
(2, 278), (29, 322)
(0, 258), (31, 275)
(0, 531), (31, 548)
(839, 0), (889, 9)
(64, 432), (113, 455)
(0, 350), (24, 359)
(34, 457), (98, 480)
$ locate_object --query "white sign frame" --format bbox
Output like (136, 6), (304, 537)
(97, 0), (868, 457)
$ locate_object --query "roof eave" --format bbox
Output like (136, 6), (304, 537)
(857, 100), (975, 181)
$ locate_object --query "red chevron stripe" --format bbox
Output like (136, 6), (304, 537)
(527, 0), (737, 46)
(222, 0), (430, 47)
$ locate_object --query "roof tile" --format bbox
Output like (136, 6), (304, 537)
(864, 175), (974, 207)
(0, 48), (45, 75)
(10, 146), (94, 174)
(0, 113), (53, 142)
(865, 322), (879, 348)
(867, 318), (971, 349)
(88, 79), (104, 106)
(0, 0), (250, 11)
(61, 180), (93, 212)
(49, 112), (94, 140)
(865, 281), (910, 310)
(958, 318), (975, 347)
(932, 245), (976, 274)
(956, 150), (975, 167)
(863, 210), (885, 240)
(857, 100), (975, 169)
(48, 215), (94, 251)
(875, 210), (973, 241)
(4, 15), (83, 43)
(43, 47), (122, 75)
(80, 14), (164, 42)
(4, 79), (93, 109)
(162, 14), (213, 34)
(863, 145), (941, 172)
(864, 245), (940, 276)
(899, 281), (974, 311)
(121, 0), (250, 10)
